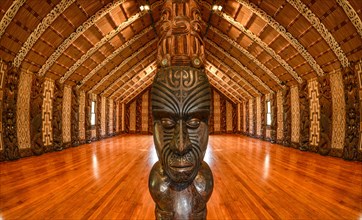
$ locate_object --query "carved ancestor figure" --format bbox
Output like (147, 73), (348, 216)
(30, 75), (44, 155)
(270, 94), (277, 143)
(52, 80), (63, 151)
(318, 76), (332, 155)
(71, 86), (80, 147)
(299, 81), (310, 151)
(282, 88), (291, 147)
(149, 67), (213, 219)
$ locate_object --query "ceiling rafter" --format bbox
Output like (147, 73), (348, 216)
(337, 0), (362, 39)
(111, 61), (156, 100)
(287, 0), (349, 67)
(206, 27), (290, 86)
(88, 39), (157, 94)
(206, 62), (251, 99)
(206, 73), (240, 104)
(206, 52), (261, 96)
(233, 0), (325, 76)
(0, 0), (26, 39)
(205, 63), (247, 101)
(206, 40), (273, 94)
(13, 0), (76, 68)
(59, 21), (155, 83)
(104, 52), (156, 97)
(38, 0), (137, 77)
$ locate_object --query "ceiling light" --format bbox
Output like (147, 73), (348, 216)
(140, 4), (150, 11)
(212, 5), (222, 11)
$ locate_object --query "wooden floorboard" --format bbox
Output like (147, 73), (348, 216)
(0, 134), (361, 219)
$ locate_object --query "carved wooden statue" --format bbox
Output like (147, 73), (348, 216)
(149, 0), (213, 219)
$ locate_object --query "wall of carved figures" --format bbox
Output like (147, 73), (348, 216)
(0, 60), (5, 154)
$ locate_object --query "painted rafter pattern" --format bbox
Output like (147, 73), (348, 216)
(206, 40), (273, 94)
(205, 61), (252, 99)
(337, 0), (362, 39)
(206, 52), (260, 96)
(207, 28), (290, 85)
(88, 39), (157, 94)
(205, 63), (247, 101)
(110, 61), (156, 100)
(59, 14), (151, 83)
(287, 0), (349, 67)
(234, 0), (325, 76)
(104, 52), (157, 97)
(38, 0), (129, 77)
(0, 0), (26, 39)
(13, 0), (76, 68)
(206, 73), (240, 104)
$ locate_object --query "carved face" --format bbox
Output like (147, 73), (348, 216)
(151, 67), (210, 183)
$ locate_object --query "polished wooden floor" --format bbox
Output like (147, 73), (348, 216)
(0, 135), (361, 219)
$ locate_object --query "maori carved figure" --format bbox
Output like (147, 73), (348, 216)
(208, 88), (214, 134)
(30, 75), (44, 155)
(282, 88), (291, 147)
(245, 100), (249, 135)
(148, 91), (153, 134)
(253, 98), (257, 137)
(71, 86), (80, 147)
(260, 95), (266, 140)
(3, 66), (20, 160)
(125, 105), (130, 134)
(299, 81), (310, 151)
(343, 65), (360, 160)
(318, 76), (332, 156)
(150, 67), (213, 219)
(113, 100), (117, 136)
(220, 95), (226, 133)
(52, 80), (63, 151)
(136, 95), (142, 133)
(85, 94), (92, 143)
(232, 104), (237, 133)
(270, 94), (277, 143)
(96, 95), (101, 140)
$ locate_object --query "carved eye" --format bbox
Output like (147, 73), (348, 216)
(186, 118), (201, 128)
(161, 118), (175, 129)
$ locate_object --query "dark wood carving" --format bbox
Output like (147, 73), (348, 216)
(318, 76), (332, 156)
(71, 86), (80, 147)
(220, 95), (226, 133)
(2, 65), (20, 160)
(52, 80), (63, 151)
(240, 102), (244, 134)
(148, 89), (153, 134)
(270, 94), (277, 143)
(245, 100), (249, 135)
(150, 67), (213, 219)
(208, 88), (214, 134)
(282, 88), (291, 147)
(125, 104), (130, 134)
(96, 95), (101, 140)
(232, 104), (237, 133)
(30, 75), (44, 155)
(105, 98), (109, 137)
(299, 81), (310, 151)
(253, 98), (257, 137)
(260, 95), (266, 140)
(342, 64), (360, 160)
(85, 93), (92, 143)
(113, 100), (116, 136)
(136, 95), (142, 133)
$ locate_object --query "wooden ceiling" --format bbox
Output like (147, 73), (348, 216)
(0, 0), (361, 103)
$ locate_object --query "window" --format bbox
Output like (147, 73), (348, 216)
(266, 100), (271, 126)
(91, 101), (96, 126)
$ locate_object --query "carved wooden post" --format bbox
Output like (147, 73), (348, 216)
(85, 93), (92, 143)
(149, 0), (213, 219)
(96, 95), (101, 140)
(270, 93), (277, 143)
(260, 95), (266, 140)
(282, 87), (291, 147)
(299, 81), (310, 151)
(71, 86), (80, 147)
(318, 76), (332, 155)
(52, 80), (63, 151)
(30, 75), (44, 155)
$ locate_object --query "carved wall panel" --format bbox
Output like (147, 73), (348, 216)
(113, 101), (116, 134)
(121, 103), (125, 132)
(243, 101), (247, 133)
(109, 99), (114, 135)
(62, 85), (71, 146)
(0, 60), (6, 152)
(299, 81), (310, 151)
(237, 103), (241, 132)
(142, 91), (149, 133)
(79, 90), (85, 142)
(265, 94), (271, 140)
(3, 66), (20, 160)
(85, 93), (92, 142)
(245, 100), (249, 134)
(213, 91), (220, 132)
(220, 96), (227, 133)
(270, 93), (277, 143)
(226, 101), (233, 133)
(30, 75), (44, 155)
(309, 80), (320, 150)
(291, 86), (300, 145)
(343, 64), (360, 160)
(233, 104), (237, 133)
(136, 96), (142, 133)
(42, 78), (54, 147)
(277, 91), (283, 142)
(256, 96), (261, 137)
(357, 61), (362, 155)
(129, 100), (136, 133)
(105, 98), (109, 136)
(116, 102), (119, 133)
(52, 80), (63, 150)
(125, 103), (130, 133)
(17, 70), (32, 150)
(318, 76), (332, 156)
(96, 95), (102, 140)
(282, 88), (291, 147)
(148, 90), (153, 134)
(249, 98), (254, 136)
(71, 86), (79, 147)
(101, 96), (106, 137)
(209, 88), (214, 133)
(260, 95), (266, 140)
